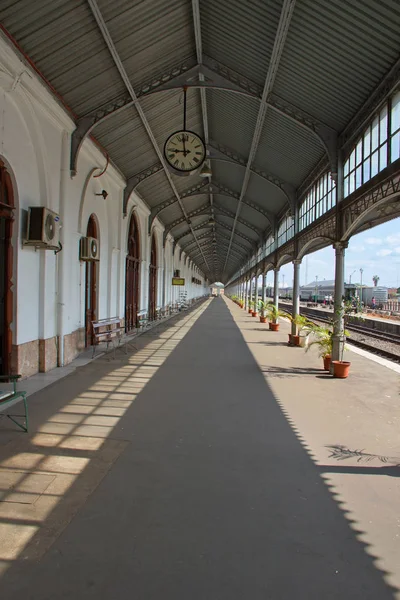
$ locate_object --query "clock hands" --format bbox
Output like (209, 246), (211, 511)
(182, 133), (187, 157)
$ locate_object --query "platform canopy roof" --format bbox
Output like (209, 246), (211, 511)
(1, 0), (399, 282)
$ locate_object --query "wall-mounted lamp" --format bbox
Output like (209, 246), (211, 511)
(95, 189), (108, 199)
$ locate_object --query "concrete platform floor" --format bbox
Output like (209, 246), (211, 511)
(0, 296), (399, 599)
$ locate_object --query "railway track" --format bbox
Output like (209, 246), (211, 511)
(279, 303), (400, 364)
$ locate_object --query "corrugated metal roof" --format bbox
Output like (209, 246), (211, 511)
(246, 174), (289, 217)
(98, 0), (195, 87)
(255, 110), (325, 186)
(1, 0), (399, 279)
(136, 171), (171, 209)
(212, 162), (244, 193)
(95, 106), (158, 176)
(273, 0), (400, 129)
(208, 90), (259, 156)
(200, 0), (283, 86)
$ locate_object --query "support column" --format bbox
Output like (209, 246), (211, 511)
(273, 268), (279, 307)
(291, 260), (301, 336)
(244, 279), (248, 310)
(253, 275), (258, 313)
(261, 272), (267, 304)
(331, 242), (348, 365)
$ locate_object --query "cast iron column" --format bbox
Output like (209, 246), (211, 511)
(244, 279), (248, 310)
(331, 242), (348, 365)
(291, 260), (301, 336)
(261, 271), (267, 304)
(273, 268), (279, 308)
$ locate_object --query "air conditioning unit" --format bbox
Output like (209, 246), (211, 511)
(25, 207), (60, 249)
(80, 236), (100, 261)
(174, 269), (180, 277)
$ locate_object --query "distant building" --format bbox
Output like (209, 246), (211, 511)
(361, 286), (388, 305)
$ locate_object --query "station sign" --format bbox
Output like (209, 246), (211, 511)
(172, 277), (185, 286)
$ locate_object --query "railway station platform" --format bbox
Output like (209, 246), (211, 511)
(0, 296), (399, 599)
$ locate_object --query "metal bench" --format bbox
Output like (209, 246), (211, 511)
(0, 374), (28, 432)
(92, 317), (123, 358)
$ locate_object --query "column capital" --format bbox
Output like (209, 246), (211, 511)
(293, 259), (302, 265)
(333, 241), (348, 252)
(273, 266), (280, 272)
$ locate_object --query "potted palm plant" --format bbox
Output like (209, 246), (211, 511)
(258, 300), (270, 323)
(290, 314), (314, 347)
(248, 300), (254, 314)
(332, 301), (354, 378)
(266, 304), (287, 331)
(306, 325), (333, 370)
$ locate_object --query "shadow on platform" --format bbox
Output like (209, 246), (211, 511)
(0, 298), (397, 599)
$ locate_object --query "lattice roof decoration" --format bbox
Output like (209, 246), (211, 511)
(1, 0), (399, 282)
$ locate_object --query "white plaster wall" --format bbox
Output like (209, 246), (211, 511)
(0, 36), (207, 369)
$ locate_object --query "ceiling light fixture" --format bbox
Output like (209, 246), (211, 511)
(199, 162), (212, 178)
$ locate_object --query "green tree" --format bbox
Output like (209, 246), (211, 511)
(372, 275), (380, 287)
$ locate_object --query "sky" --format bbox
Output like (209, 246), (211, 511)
(265, 216), (400, 290)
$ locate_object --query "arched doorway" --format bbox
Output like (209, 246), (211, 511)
(85, 214), (98, 347)
(149, 234), (157, 321)
(0, 159), (14, 375)
(125, 213), (140, 332)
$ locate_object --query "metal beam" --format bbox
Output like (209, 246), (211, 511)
(122, 163), (164, 217)
(163, 203), (210, 246)
(71, 58), (337, 180)
(223, 0), (296, 273)
(215, 228), (250, 252)
(149, 59), (337, 166)
(86, 0), (209, 270)
(149, 180), (210, 232)
(214, 203), (263, 239)
(182, 228), (249, 256)
(181, 231), (213, 251)
(215, 218), (256, 247)
(192, 0), (215, 239)
(149, 179), (275, 231)
(208, 141), (296, 211)
(174, 220), (211, 243)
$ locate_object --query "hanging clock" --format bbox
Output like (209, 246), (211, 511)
(164, 130), (206, 174)
(164, 87), (206, 176)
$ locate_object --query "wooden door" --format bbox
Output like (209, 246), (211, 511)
(85, 215), (98, 347)
(148, 235), (157, 321)
(125, 214), (140, 332)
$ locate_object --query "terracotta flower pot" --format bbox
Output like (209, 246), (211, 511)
(269, 322), (279, 331)
(259, 316), (267, 323)
(332, 360), (351, 379)
(248, 309), (253, 314)
(323, 355), (331, 371)
(292, 335), (300, 346)
(251, 311), (258, 317)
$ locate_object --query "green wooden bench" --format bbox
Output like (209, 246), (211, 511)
(0, 375), (28, 432)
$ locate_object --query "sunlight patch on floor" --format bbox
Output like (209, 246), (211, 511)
(0, 301), (210, 574)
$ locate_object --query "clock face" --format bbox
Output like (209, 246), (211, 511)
(164, 130), (206, 173)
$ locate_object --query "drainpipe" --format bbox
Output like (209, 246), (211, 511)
(56, 131), (68, 367)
